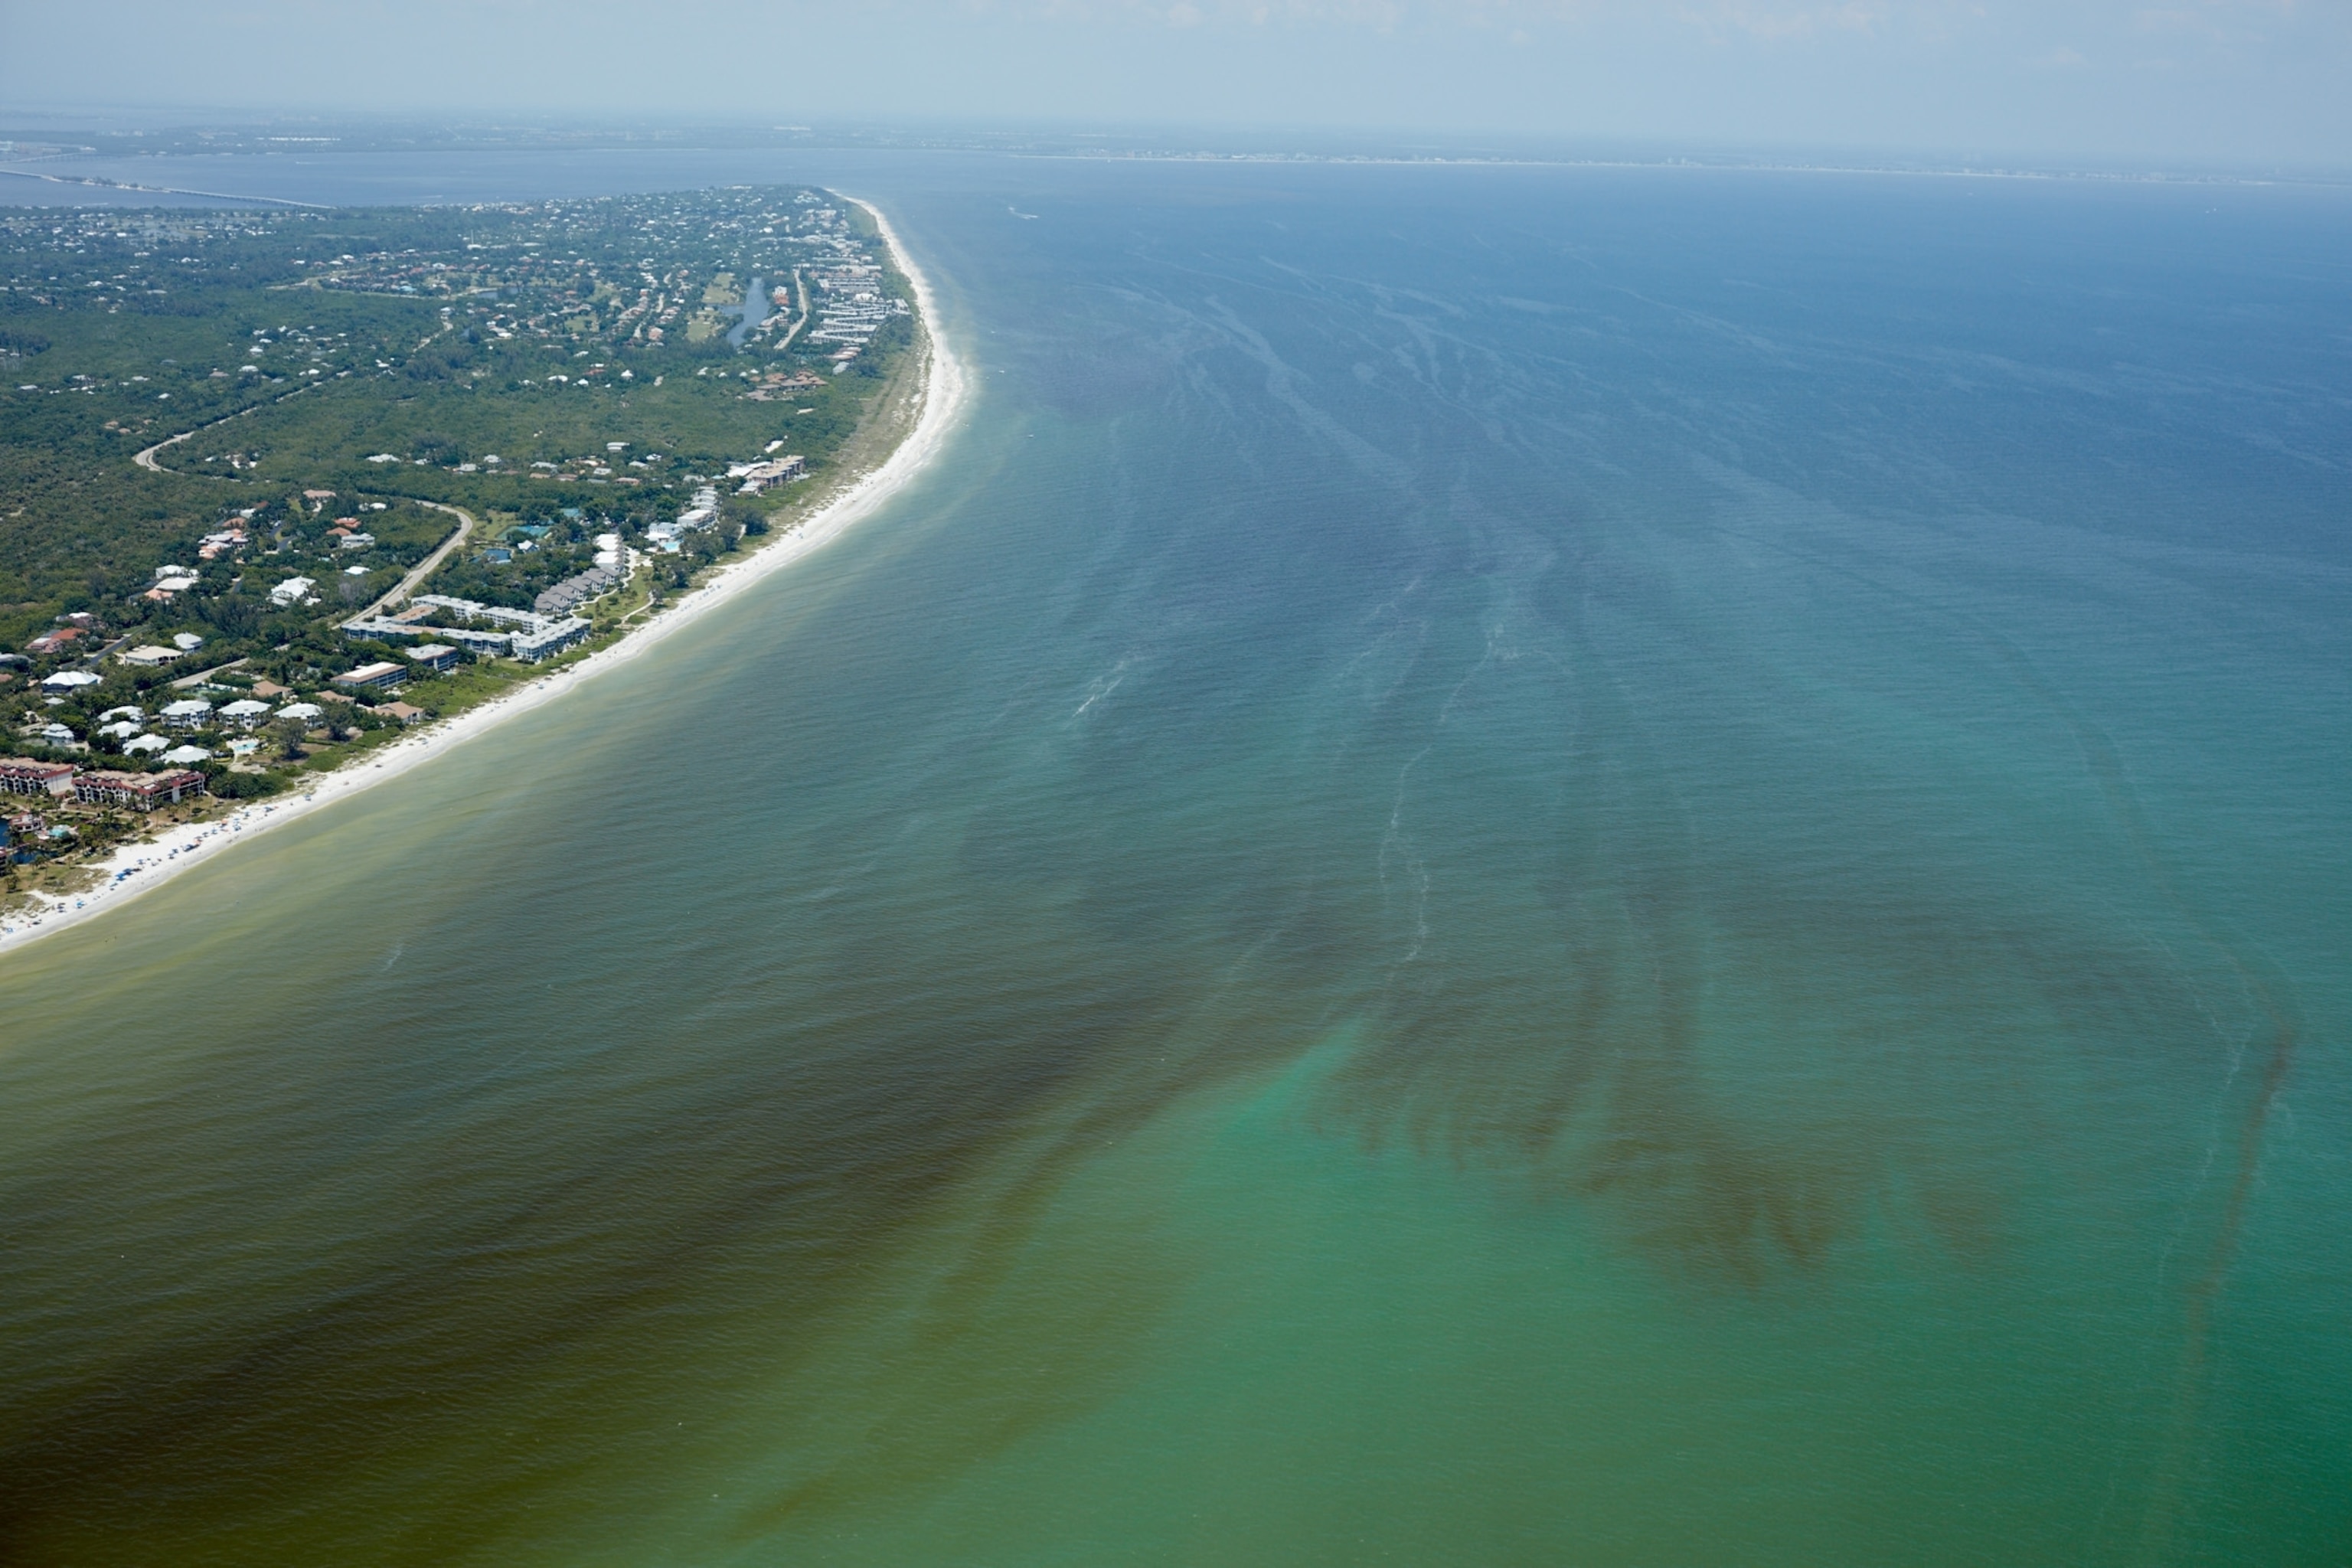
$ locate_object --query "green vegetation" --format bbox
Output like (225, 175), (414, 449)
(1, 185), (919, 890)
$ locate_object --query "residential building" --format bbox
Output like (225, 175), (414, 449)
(24, 627), (83, 655)
(412, 596), (547, 629)
(508, 617), (590, 663)
(217, 698), (273, 729)
(333, 662), (407, 691)
(342, 616), (424, 643)
(77, 769), (204, 810)
(196, 527), (248, 561)
(6, 812), (47, 855)
(0, 759), (77, 797)
(158, 698), (214, 730)
(535, 565), (623, 616)
(730, 454), (805, 493)
(348, 615), (510, 654)
(406, 643), (460, 672)
(649, 485), (722, 546)
(430, 626), (513, 655)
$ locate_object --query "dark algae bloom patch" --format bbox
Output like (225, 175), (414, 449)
(0, 156), (2347, 1566)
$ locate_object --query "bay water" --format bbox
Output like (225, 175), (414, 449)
(2, 152), (2348, 1564)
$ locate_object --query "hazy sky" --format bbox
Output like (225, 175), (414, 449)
(2, 1), (2345, 167)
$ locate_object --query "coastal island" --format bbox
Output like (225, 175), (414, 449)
(0, 185), (956, 945)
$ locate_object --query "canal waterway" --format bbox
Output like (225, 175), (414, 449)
(723, 273), (769, 348)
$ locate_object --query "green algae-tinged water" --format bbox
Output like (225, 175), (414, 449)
(3, 157), (2350, 1564)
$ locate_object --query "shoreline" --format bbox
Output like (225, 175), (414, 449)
(0, 192), (967, 959)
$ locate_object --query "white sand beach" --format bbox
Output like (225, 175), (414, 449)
(0, 194), (969, 957)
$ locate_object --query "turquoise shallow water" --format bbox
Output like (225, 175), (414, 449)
(2, 155), (2349, 1564)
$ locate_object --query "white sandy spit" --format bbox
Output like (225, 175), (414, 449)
(0, 194), (969, 958)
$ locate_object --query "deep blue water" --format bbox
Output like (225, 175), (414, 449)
(2, 150), (2349, 1563)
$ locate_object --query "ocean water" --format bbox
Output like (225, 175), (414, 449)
(2, 153), (2350, 1565)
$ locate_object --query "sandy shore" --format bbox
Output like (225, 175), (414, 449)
(0, 194), (968, 958)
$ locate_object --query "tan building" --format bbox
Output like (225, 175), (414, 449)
(333, 661), (407, 691)
(0, 758), (78, 797)
(76, 769), (205, 811)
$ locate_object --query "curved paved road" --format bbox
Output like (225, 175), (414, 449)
(126, 383), (471, 625)
(350, 501), (475, 623)
(133, 380), (320, 473)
